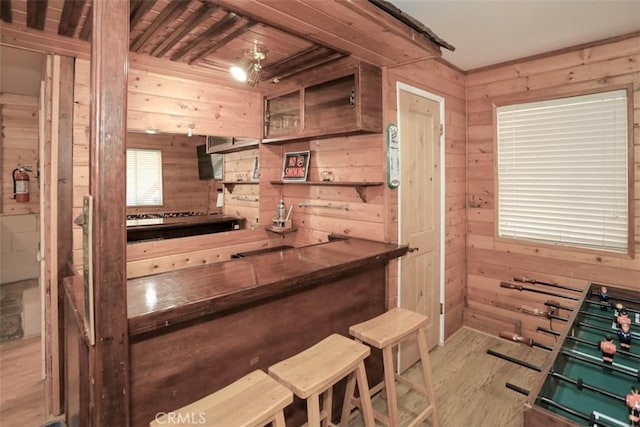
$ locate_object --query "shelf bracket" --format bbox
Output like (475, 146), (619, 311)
(224, 183), (235, 193)
(355, 186), (367, 202)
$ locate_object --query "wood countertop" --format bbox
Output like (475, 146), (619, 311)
(126, 214), (243, 230)
(127, 238), (407, 337)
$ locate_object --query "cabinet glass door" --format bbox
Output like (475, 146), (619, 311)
(265, 91), (301, 138)
(304, 74), (355, 131)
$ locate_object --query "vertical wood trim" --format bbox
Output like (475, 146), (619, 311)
(49, 55), (62, 415)
(56, 54), (75, 414)
(43, 54), (55, 417)
(90, 1), (130, 426)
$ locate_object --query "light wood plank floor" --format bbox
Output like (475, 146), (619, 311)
(0, 336), (46, 427)
(0, 328), (548, 427)
(349, 327), (549, 427)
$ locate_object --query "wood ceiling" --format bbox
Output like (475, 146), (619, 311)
(0, 0), (452, 85)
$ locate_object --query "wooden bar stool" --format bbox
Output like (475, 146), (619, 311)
(149, 370), (293, 427)
(268, 333), (376, 427)
(349, 308), (439, 427)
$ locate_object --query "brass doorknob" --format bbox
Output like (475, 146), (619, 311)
(407, 247), (419, 253)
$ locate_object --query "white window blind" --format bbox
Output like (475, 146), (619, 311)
(497, 89), (628, 252)
(126, 149), (163, 207)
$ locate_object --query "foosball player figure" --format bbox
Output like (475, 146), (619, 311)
(617, 308), (631, 328)
(593, 286), (610, 310)
(599, 335), (616, 370)
(627, 386), (640, 427)
(617, 323), (632, 350)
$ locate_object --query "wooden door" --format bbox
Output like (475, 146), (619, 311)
(398, 89), (441, 371)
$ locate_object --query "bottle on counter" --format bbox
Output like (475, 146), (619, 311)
(277, 198), (286, 219)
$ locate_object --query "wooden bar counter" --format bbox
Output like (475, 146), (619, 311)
(64, 237), (407, 427)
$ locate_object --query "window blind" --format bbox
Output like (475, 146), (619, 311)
(126, 149), (163, 207)
(497, 89), (628, 252)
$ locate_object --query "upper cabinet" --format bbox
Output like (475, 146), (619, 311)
(263, 63), (382, 144)
(206, 136), (260, 154)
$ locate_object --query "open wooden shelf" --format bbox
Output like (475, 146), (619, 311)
(221, 181), (258, 193)
(266, 226), (298, 235)
(269, 180), (383, 202)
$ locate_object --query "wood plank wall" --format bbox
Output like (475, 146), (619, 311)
(464, 34), (640, 345)
(72, 59), (273, 274)
(222, 148), (260, 226)
(386, 60), (467, 338)
(125, 132), (212, 215)
(0, 93), (40, 215)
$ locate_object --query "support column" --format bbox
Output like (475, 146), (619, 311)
(89, 1), (129, 426)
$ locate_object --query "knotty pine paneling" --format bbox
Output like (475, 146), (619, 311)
(465, 34), (640, 336)
(71, 59), (265, 273)
(125, 132), (213, 215)
(223, 148), (260, 225)
(1, 94), (40, 215)
(386, 58), (467, 339)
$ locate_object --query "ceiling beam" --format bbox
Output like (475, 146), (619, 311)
(130, 0), (189, 52)
(58, 0), (87, 37)
(26, 0), (47, 31)
(170, 12), (240, 61)
(261, 46), (347, 82)
(151, 3), (219, 58)
(129, 0), (156, 31)
(0, 0), (12, 24)
(79, 5), (92, 40)
(189, 20), (256, 65)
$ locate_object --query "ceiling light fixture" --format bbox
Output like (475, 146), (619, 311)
(230, 44), (267, 87)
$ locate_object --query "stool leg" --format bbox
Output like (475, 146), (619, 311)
(355, 362), (376, 427)
(323, 387), (333, 427)
(417, 328), (439, 427)
(308, 393), (322, 427)
(340, 372), (357, 427)
(273, 410), (286, 427)
(382, 345), (399, 427)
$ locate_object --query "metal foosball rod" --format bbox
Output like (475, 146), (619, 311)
(537, 326), (560, 336)
(561, 350), (640, 380)
(513, 276), (583, 293)
(576, 321), (640, 339)
(566, 335), (640, 361)
(496, 333), (629, 400)
(538, 397), (622, 427)
(579, 309), (640, 327)
(544, 300), (574, 312)
(589, 286), (640, 307)
(500, 281), (580, 301)
(585, 299), (640, 316)
(505, 382), (529, 396)
(488, 349), (628, 427)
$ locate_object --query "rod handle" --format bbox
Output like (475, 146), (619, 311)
(500, 281), (522, 291)
(499, 331), (534, 347)
(514, 276), (535, 284)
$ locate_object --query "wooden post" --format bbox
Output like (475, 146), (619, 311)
(89, 1), (130, 426)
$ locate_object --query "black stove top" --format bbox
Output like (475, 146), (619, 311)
(126, 211), (206, 220)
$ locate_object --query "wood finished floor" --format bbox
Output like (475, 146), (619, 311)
(0, 328), (549, 427)
(0, 336), (46, 427)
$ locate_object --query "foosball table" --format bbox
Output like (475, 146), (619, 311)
(489, 278), (639, 427)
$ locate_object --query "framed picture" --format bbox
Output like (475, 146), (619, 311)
(281, 150), (310, 181)
(251, 156), (260, 181)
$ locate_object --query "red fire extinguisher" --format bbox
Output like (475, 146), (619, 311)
(12, 166), (32, 203)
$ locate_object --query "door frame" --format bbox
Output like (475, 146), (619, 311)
(395, 82), (446, 346)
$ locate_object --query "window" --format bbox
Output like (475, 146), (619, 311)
(126, 149), (163, 207)
(496, 89), (628, 252)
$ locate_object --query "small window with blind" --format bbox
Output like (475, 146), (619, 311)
(126, 148), (163, 207)
(496, 89), (629, 253)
